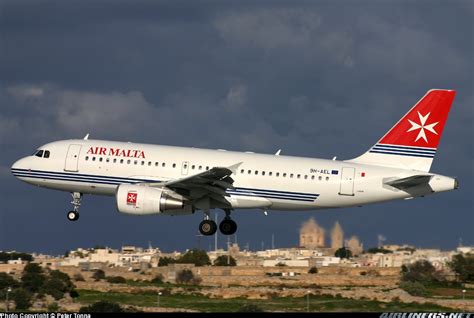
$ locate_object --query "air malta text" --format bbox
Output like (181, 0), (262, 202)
(86, 147), (145, 159)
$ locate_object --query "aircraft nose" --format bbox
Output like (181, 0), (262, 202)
(11, 157), (29, 176)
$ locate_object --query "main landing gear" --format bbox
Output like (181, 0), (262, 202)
(198, 209), (237, 236)
(67, 192), (82, 221)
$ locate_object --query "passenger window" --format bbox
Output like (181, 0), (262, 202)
(35, 150), (44, 158)
(106, 158), (110, 163)
(283, 173), (287, 177)
(326, 176), (329, 181)
(85, 156), (89, 161)
(183, 164), (188, 169)
(44, 151), (50, 158)
(92, 157), (96, 161)
(162, 163), (166, 167)
(172, 163), (176, 168)
(297, 174), (301, 179)
(120, 159), (124, 164)
(148, 161), (151, 166)
(290, 173), (294, 178)
(262, 171), (266, 176)
(269, 172), (272, 176)
(199, 166), (202, 170)
(276, 172), (280, 177)
(255, 171), (258, 175)
(141, 161), (145, 165)
(248, 170), (251, 174)
(304, 175), (308, 179)
(134, 160), (138, 165)
(99, 157), (103, 162)
(192, 165), (195, 170)
(113, 158), (117, 163)
(318, 176), (322, 181)
(206, 166), (209, 170)
(127, 160), (131, 164)
(311, 175), (315, 180)
(240, 169), (244, 174)
(155, 162), (159, 167)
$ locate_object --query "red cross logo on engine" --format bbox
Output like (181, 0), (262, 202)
(127, 192), (137, 205)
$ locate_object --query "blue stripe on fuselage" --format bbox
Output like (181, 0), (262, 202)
(12, 169), (319, 202)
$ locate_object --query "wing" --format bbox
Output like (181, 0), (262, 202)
(143, 162), (242, 208)
(384, 175), (433, 190)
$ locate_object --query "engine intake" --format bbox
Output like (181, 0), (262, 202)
(116, 184), (192, 215)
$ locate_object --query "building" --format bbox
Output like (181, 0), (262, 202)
(331, 221), (344, 250)
(300, 218), (325, 248)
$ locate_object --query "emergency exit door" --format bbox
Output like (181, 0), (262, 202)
(64, 144), (82, 172)
(339, 167), (355, 196)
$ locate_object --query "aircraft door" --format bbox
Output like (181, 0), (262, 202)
(64, 144), (82, 172)
(339, 167), (355, 196)
(181, 161), (189, 175)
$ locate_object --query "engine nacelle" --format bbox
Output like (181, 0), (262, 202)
(116, 184), (192, 216)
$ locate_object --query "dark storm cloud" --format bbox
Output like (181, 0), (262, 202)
(0, 0), (472, 253)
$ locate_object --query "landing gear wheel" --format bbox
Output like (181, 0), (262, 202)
(199, 220), (217, 236)
(219, 219), (237, 235)
(67, 211), (79, 221)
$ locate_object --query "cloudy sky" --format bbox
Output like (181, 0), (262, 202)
(0, 0), (472, 254)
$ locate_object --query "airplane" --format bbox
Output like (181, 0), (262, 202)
(11, 89), (458, 236)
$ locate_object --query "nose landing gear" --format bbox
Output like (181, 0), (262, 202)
(67, 192), (82, 221)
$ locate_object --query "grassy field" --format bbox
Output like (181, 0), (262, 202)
(426, 286), (474, 299)
(76, 289), (456, 312)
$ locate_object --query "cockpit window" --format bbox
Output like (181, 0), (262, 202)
(44, 150), (50, 158)
(34, 150), (44, 158)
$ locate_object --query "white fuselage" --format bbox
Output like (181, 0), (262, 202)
(11, 139), (457, 212)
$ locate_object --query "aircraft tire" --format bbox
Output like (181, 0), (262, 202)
(219, 219), (237, 235)
(67, 211), (79, 221)
(199, 219), (217, 236)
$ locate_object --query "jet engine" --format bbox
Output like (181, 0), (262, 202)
(116, 184), (192, 216)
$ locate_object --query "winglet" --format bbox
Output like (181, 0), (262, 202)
(83, 133), (90, 140)
(275, 149), (282, 156)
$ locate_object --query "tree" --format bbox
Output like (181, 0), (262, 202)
(158, 256), (176, 267)
(175, 269), (201, 285)
(92, 269), (106, 281)
(213, 255), (236, 266)
(335, 247), (352, 259)
(177, 249), (211, 266)
(42, 277), (67, 300)
(0, 252), (33, 263)
(399, 281), (427, 296)
(10, 288), (32, 310)
(73, 273), (85, 282)
(105, 276), (127, 284)
(21, 263), (45, 293)
(401, 260), (444, 284)
(366, 247), (393, 254)
(0, 272), (19, 290)
(238, 304), (264, 312)
(449, 253), (474, 283)
(79, 301), (123, 313)
(150, 274), (164, 284)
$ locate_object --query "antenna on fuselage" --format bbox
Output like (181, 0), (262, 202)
(275, 149), (281, 156)
(332, 156), (337, 160)
(83, 133), (90, 140)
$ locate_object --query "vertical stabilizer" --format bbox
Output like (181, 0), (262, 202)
(348, 89), (456, 172)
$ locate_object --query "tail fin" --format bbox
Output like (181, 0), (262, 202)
(348, 89), (456, 172)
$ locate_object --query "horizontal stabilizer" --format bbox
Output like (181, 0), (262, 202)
(385, 175), (432, 190)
